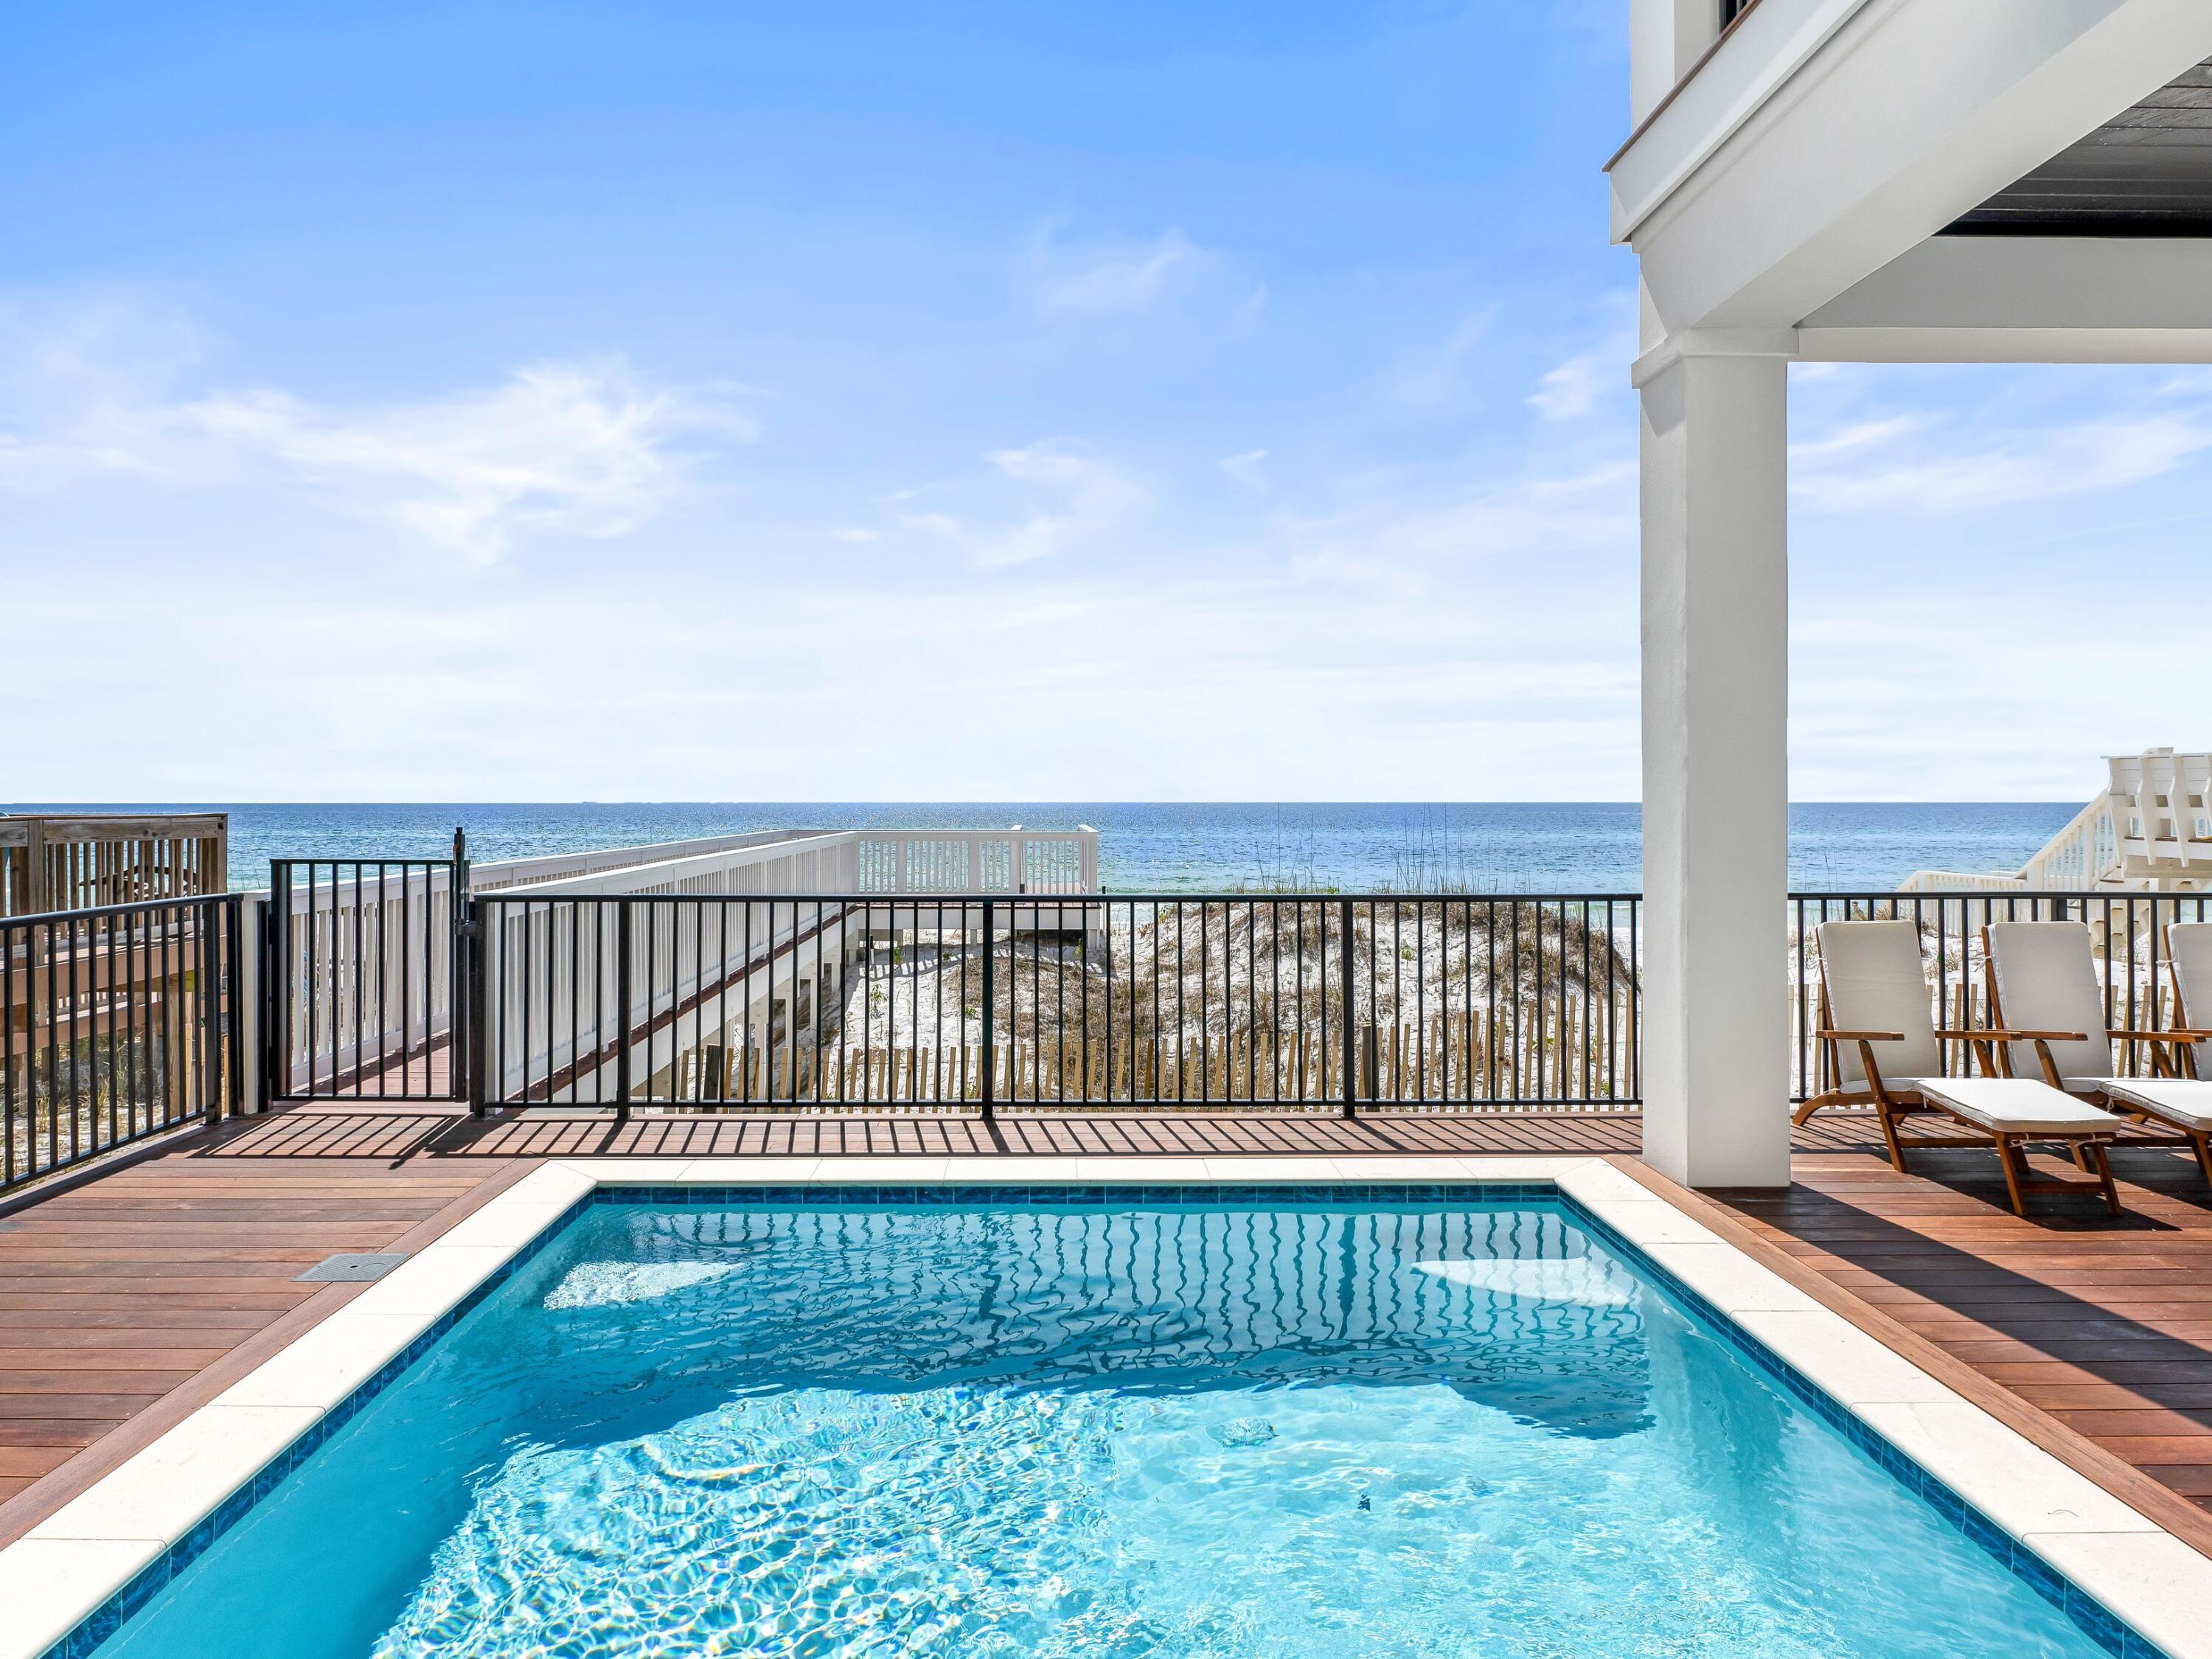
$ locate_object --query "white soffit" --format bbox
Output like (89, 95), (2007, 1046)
(1613, 0), (2212, 334)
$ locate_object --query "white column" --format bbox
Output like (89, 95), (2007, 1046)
(1638, 346), (1791, 1189)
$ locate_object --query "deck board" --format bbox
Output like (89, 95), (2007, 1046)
(0, 1133), (529, 1520)
(1, 1104), (2210, 1559)
(1691, 1130), (2212, 1550)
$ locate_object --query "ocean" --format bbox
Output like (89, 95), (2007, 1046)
(4, 802), (2079, 894)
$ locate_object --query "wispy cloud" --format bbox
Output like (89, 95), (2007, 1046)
(1793, 410), (2212, 514)
(980, 441), (1142, 566)
(1284, 459), (1636, 588)
(0, 291), (205, 408)
(1527, 347), (1613, 422)
(1526, 302), (1635, 422)
(1784, 364), (2212, 796)
(1382, 313), (1493, 409)
(893, 440), (1144, 569)
(187, 364), (749, 561)
(1220, 448), (1269, 490)
(1786, 414), (1924, 466)
(1022, 223), (1219, 318)
(0, 298), (754, 562)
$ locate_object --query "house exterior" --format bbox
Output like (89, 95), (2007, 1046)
(1614, 1), (2212, 1186)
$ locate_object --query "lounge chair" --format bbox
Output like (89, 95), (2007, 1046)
(1804, 919), (2121, 1216)
(2166, 922), (2212, 1083)
(1983, 919), (2212, 1188)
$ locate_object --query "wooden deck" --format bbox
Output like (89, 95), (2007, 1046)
(1694, 1130), (2212, 1554)
(1, 1104), (2210, 1561)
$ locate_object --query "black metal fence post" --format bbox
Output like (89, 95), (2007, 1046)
(452, 827), (472, 1107)
(464, 902), (487, 1120)
(1340, 897), (1356, 1119)
(615, 900), (633, 1122)
(263, 860), (288, 1109)
(218, 897), (233, 1119)
(981, 898), (995, 1121)
(223, 894), (244, 1119)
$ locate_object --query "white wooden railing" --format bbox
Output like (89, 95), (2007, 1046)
(468, 830), (827, 894)
(475, 827), (1096, 1102)
(1901, 750), (2208, 895)
(2110, 750), (2212, 880)
(260, 827), (1099, 1102)
(851, 827), (1099, 896)
(265, 861), (457, 1098)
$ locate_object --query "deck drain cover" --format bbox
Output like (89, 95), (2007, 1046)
(297, 1252), (410, 1283)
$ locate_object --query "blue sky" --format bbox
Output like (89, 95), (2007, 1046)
(3, 1), (2205, 803)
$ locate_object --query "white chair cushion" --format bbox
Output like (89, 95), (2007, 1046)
(1986, 922), (2114, 1084)
(2104, 1077), (2212, 1133)
(1816, 920), (1943, 1084)
(2171, 922), (2212, 1080)
(1911, 1077), (2120, 1135)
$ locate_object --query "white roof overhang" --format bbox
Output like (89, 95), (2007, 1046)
(1610, 0), (2212, 342)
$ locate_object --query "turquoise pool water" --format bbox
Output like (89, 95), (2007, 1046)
(88, 1193), (2130, 1658)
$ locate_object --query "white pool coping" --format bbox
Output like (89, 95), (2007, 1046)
(3, 1154), (2207, 1659)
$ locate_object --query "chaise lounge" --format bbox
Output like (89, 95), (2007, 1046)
(1802, 918), (2123, 1216)
(1983, 919), (2212, 1189)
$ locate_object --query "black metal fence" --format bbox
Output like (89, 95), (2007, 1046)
(1788, 890), (2212, 1102)
(470, 893), (1642, 1115)
(1, 894), (243, 1194)
(14, 876), (2202, 1175)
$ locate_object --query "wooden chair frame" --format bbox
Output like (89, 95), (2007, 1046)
(1799, 933), (2120, 1217)
(1981, 925), (2212, 1190)
(2134, 925), (2212, 1185)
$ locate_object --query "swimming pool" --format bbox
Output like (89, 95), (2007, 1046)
(35, 1182), (2172, 1658)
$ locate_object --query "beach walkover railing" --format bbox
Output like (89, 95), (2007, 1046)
(0, 813), (244, 1194)
(1901, 750), (2212, 894)
(1, 894), (246, 1193)
(464, 826), (1100, 898)
(258, 827), (1100, 1105)
(1, 813), (228, 918)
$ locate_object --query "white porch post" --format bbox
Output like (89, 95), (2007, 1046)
(1637, 345), (1791, 1189)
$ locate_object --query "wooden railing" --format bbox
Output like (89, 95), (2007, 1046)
(1, 815), (228, 919)
(1, 894), (243, 1194)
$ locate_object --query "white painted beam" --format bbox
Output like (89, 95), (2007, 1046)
(1797, 235), (2212, 361)
(1797, 328), (2212, 365)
